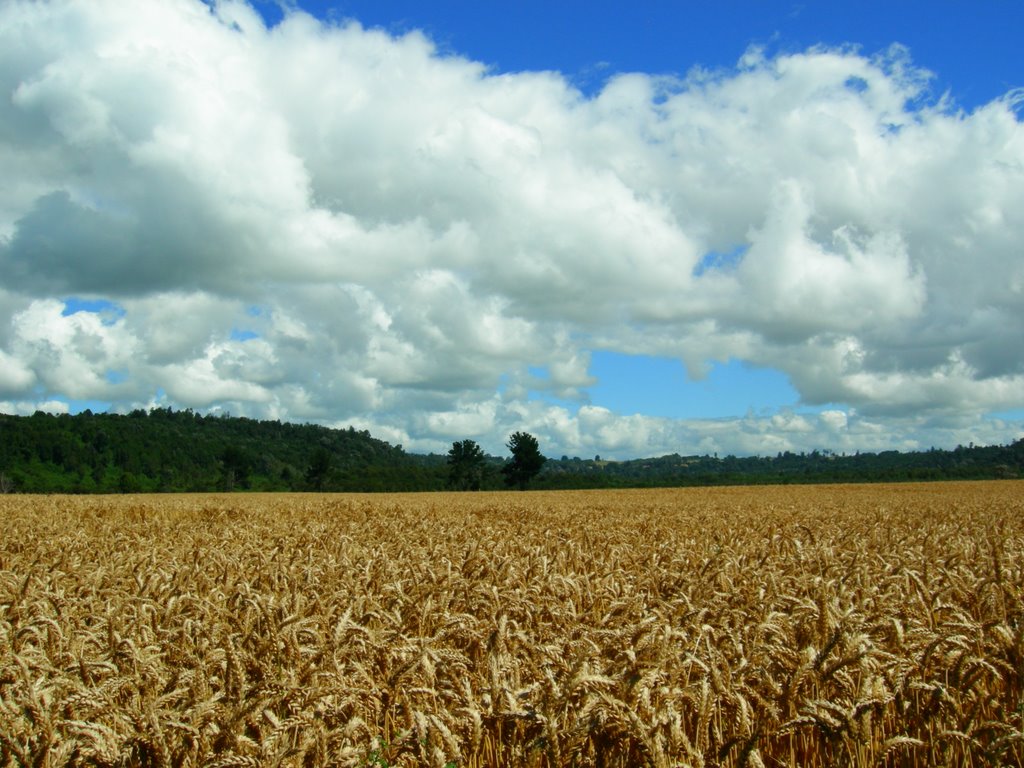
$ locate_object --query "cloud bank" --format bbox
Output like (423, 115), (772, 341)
(1, 0), (1022, 457)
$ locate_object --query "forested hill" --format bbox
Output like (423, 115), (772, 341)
(0, 408), (434, 493)
(0, 408), (1021, 493)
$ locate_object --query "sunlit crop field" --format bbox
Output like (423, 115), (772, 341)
(2, 482), (1022, 767)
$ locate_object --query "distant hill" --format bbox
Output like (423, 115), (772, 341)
(535, 442), (1024, 488)
(0, 408), (1021, 493)
(0, 408), (438, 493)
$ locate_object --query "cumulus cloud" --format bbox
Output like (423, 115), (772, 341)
(0, 0), (1021, 457)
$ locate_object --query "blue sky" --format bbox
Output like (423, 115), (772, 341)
(586, 354), (800, 420)
(267, 1), (1021, 109)
(1, 0), (1022, 458)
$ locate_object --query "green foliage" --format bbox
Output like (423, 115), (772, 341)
(502, 431), (546, 491)
(0, 409), (1020, 493)
(219, 445), (253, 491)
(446, 438), (486, 490)
(0, 408), (429, 493)
(305, 446), (333, 491)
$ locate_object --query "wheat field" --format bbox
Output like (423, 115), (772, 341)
(1, 482), (1022, 767)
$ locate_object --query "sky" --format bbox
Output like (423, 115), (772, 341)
(1, 1), (1022, 460)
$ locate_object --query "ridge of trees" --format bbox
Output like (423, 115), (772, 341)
(0, 408), (422, 493)
(0, 407), (1021, 494)
(535, 442), (1024, 488)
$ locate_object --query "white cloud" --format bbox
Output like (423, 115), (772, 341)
(8, 299), (138, 399)
(0, 399), (70, 417)
(0, 348), (35, 395)
(0, 1), (1021, 457)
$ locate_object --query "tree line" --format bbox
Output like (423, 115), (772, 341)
(0, 409), (549, 493)
(0, 408), (1021, 494)
(446, 432), (546, 491)
(0, 409), (422, 493)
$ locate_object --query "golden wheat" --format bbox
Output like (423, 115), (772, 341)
(1, 482), (1021, 766)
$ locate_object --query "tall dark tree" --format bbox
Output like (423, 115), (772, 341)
(502, 431), (546, 490)
(219, 445), (252, 491)
(447, 439), (486, 490)
(305, 446), (332, 491)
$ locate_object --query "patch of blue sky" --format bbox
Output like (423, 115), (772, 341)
(495, 372), (512, 398)
(843, 75), (870, 94)
(587, 352), (799, 420)
(986, 408), (1024, 422)
(230, 329), (260, 342)
(105, 370), (129, 385)
(692, 244), (748, 277)
(51, 396), (112, 414)
(527, 365), (546, 379)
(61, 297), (125, 325)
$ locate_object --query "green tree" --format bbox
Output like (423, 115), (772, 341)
(502, 431), (546, 491)
(447, 439), (486, 490)
(305, 446), (332, 491)
(220, 445), (252, 491)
